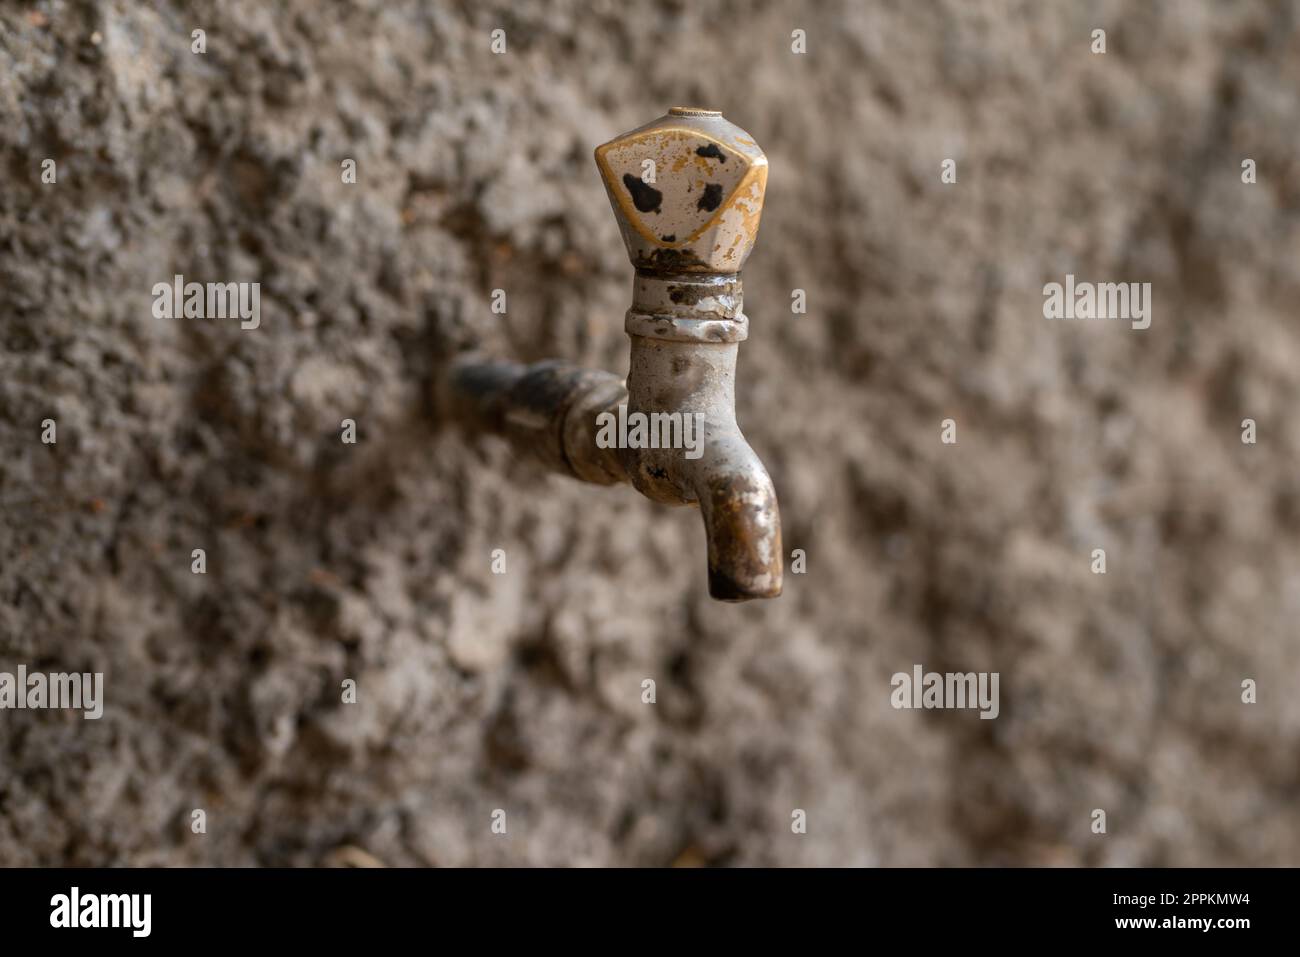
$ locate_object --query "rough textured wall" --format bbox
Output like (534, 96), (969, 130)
(1, 0), (1298, 866)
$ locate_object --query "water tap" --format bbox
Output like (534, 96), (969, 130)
(443, 108), (782, 601)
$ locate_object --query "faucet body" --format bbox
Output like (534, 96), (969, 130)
(443, 109), (782, 601)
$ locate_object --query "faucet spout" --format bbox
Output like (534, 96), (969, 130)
(692, 432), (783, 601)
(612, 271), (782, 599)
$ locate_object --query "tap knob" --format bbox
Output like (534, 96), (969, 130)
(594, 108), (767, 275)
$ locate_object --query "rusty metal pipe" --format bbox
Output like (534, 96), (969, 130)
(441, 109), (782, 601)
(444, 357), (628, 483)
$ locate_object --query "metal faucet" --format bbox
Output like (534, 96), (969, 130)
(443, 108), (782, 601)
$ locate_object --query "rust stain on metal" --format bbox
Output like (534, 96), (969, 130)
(703, 474), (782, 601)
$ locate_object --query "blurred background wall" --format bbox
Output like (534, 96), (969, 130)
(2, 0), (1298, 865)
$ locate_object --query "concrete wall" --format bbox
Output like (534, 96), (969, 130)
(1, 0), (1297, 865)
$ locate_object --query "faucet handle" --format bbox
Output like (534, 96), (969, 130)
(595, 108), (767, 275)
